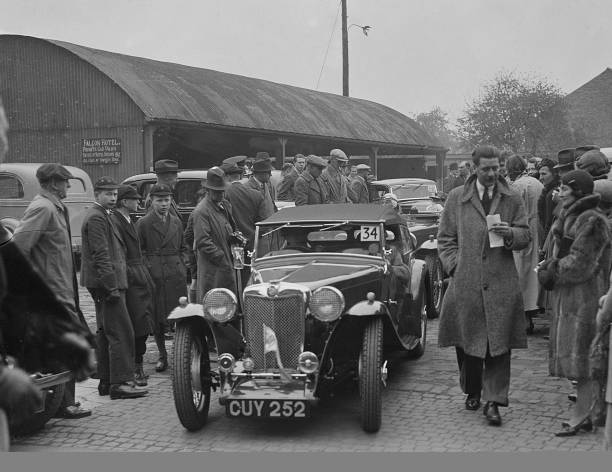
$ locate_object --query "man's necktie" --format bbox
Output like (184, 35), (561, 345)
(481, 188), (491, 214)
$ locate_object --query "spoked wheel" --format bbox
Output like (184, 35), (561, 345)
(359, 317), (383, 433)
(172, 320), (211, 431)
(424, 254), (445, 319)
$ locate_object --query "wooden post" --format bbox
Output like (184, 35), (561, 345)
(435, 151), (446, 187)
(143, 125), (156, 172)
(370, 146), (379, 177)
(342, 0), (349, 96)
(278, 137), (287, 167)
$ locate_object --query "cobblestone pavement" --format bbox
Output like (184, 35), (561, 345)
(10, 287), (608, 452)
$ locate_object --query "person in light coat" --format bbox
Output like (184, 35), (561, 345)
(506, 155), (544, 334)
(437, 144), (530, 426)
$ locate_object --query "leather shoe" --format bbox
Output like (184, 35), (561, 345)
(155, 358), (168, 372)
(556, 417), (592, 436)
(483, 401), (502, 426)
(98, 382), (110, 396)
(465, 394), (481, 411)
(109, 382), (148, 400)
(54, 405), (92, 419)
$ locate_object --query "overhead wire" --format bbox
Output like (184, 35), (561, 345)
(316, 0), (341, 90)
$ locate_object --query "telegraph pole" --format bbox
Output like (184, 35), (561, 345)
(341, 0), (349, 96)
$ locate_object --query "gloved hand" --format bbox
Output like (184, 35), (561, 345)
(0, 367), (42, 423)
(57, 333), (96, 382)
(105, 289), (121, 303)
(537, 258), (558, 291)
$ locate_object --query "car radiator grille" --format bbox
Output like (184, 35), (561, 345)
(243, 291), (305, 371)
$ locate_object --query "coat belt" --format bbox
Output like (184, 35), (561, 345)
(144, 250), (180, 256)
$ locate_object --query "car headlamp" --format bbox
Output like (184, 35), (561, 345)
(202, 288), (237, 323)
(309, 286), (345, 322)
(218, 353), (235, 373)
(297, 351), (319, 374)
(425, 203), (444, 213)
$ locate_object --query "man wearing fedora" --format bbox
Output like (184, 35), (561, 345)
(111, 185), (155, 386)
(81, 177), (147, 399)
(192, 167), (240, 299)
(246, 152), (277, 216)
(294, 155), (329, 206)
(137, 184), (187, 373)
(145, 159), (180, 218)
(351, 164), (371, 204)
(13, 163), (93, 418)
(321, 149), (352, 203)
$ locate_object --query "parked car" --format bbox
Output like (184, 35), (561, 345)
(168, 203), (430, 433)
(122, 169), (293, 225)
(369, 178), (447, 318)
(0, 163), (94, 263)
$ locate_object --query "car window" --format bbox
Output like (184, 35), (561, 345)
(67, 178), (86, 194)
(391, 183), (437, 199)
(0, 174), (24, 198)
(176, 180), (204, 207)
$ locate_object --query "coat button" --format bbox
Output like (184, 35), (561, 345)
(483, 283), (489, 290)
(482, 254), (487, 260)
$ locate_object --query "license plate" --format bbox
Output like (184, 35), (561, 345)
(226, 399), (309, 418)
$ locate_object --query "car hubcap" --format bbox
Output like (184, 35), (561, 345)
(190, 339), (204, 410)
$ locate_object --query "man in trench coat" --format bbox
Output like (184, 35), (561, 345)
(294, 155), (329, 206)
(437, 144), (530, 426)
(321, 148), (352, 203)
(112, 185), (155, 385)
(137, 184), (187, 372)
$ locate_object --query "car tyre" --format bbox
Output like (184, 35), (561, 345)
(11, 381), (65, 436)
(172, 320), (211, 432)
(359, 317), (383, 433)
(424, 253), (445, 319)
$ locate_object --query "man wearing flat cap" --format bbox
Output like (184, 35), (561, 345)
(246, 155), (277, 216)
(576, 149), (610, 180)
(321, 149), (352, 204)
(145, 159), (180, 218)
(111, 185), (154, 386)
(222, 156), (248, 175)
(294, 155), (330, 206)
(136, 183), (187, 373)
(82, 177), (147, 399)
(276, 161), (299, 201)
(350, 164), (371, 204)
(13, 163), (94, 418)
(192, 167), (241, 298)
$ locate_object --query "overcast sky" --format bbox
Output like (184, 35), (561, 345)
(2, 0), (611, 123)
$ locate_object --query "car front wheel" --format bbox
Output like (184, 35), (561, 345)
(425, 253), (445, 319)
(359, 317), (383, 433)
(172, 320), (211, 431)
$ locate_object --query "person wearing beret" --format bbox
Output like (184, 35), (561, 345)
(321, 149), (352, 204)
(13, 163), (93, 418)
(145, 159), (180, 219)
(111, 185), (155, 386)
(294, 155), (330, 206)
(192, 167), (240, 298)
(350, 164), (371, 204)
(246, 155), (277, 216)
(136, 183), (188, 373)
(81, 177), (147, 399)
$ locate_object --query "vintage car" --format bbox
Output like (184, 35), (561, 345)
(122, 169), (293, 225)
(370, 178), (446, 318)
(167, 203), (430, 433)
(0, 163), (94, 263)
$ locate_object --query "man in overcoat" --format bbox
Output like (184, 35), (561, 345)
(192, 167), (239, 299)
(112, 185), (155, 386)
(294, 155), (329, 206)
(437, 144), (530, 426)
(350, 164), (371, 204)
(276, 162), (299, 201)
(81, 177), (147, 399)
(13, 163), (93, 418)
(137, 184), (187, 372)
(321, 148), (352, 203)
(245, 154), (277, 216)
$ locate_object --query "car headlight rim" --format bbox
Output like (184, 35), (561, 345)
(309, 286), (345, 322)
(202, 288), (238, 323)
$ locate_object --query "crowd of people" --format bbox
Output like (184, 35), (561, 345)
(438, 143), (612, 438)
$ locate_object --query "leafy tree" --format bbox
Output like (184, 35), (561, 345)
(457, 71), (576, 156)
(413, 107), (462, 153)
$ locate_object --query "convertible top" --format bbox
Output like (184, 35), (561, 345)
(258, 204), (404, 226)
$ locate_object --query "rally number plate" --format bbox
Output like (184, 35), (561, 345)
(226, 399), (310, 418)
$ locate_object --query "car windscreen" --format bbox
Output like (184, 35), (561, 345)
(391, 183), (437, 199)
(255, 223), (394, 258)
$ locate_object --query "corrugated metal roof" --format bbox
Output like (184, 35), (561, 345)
(37, 37), (441, 150)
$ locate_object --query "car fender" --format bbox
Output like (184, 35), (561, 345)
(345, 300), (391, 317)
(408, 258), (427, 300)
(417, 238), (437, 252)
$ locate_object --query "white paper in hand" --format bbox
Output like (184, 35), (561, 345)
(486, 214), (504, 248)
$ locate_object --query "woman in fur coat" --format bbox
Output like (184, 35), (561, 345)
(543, 170), (612, 436)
